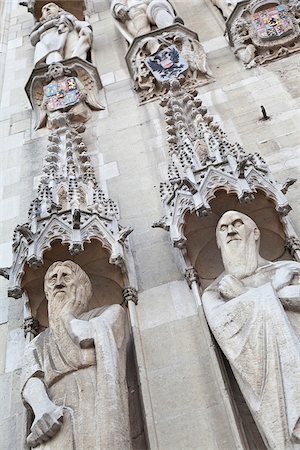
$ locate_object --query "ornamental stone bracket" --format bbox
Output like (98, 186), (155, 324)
(153, 79), (298, 252)
(1, 61), (131, 299)
(25, 57), (104, 131)
(226, 0), (300, 68)
(125, 24), (214, 103)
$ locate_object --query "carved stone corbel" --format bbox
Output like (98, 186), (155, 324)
(285, 236), (300, 258)
(125, 24), (213, 103)
(122, 287), (138, 306)
(185, 267), (200, 288)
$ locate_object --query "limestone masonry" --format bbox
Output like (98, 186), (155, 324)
(1, 0), (300, 449)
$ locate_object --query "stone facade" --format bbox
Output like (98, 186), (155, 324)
(1, 0), (300, 449)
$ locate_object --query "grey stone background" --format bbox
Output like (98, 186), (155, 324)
(0, 0), (300, 448)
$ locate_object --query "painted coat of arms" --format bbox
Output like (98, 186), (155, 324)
(252, 5), (294, 40)
(145, 45), (188, 82)
(44, 77), (80, 111)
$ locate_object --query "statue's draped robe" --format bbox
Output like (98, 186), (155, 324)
(203, 261), (300, 450)
(22, 304), (132, 450)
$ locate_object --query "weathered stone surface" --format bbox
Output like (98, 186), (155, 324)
(30, 2), (93, 66)
(22, 261), (132, 449)
(203, 211), (300, 449)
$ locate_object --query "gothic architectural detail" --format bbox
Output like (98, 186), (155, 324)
(227, 0), (300, 67)
(122, 286), (138, 305)
(154, 78), (298, 248)
(5, 116), (131, 298)
(285, 236), (300, 258)
(125, 24), (213, 103)
(23, 317), (40, 338)
(185, 267), (200, 288)
(25, 58), (104, 130)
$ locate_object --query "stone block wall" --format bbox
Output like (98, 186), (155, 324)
(0, 0), (300, 448)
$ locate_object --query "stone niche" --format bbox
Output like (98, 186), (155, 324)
(20, 238), (147, 450)
(184, 190), (293, 289)
(21, 239), (125, 331)
(227, 0), (300, 68)
(184, 189), (294, 450)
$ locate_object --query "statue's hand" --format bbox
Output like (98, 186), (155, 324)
(27, 404), (64, 448)
(272, 266), (299, 292)
(219, 274), (246, 300)
(70, 318), (94, 348)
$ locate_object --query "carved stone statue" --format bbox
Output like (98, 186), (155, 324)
(111, 0), (178, 42)
(202, 211), (300, 449)
(21, 261), (132, 449)
(31, 62), (104, 130)
(30, 2), (93, 66)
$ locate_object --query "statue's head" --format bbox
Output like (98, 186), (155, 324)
(216, 210), (262, 278)
(45, 261), (92, 316)
(41, 2), (63, 21)
(47, 62), (64, 80)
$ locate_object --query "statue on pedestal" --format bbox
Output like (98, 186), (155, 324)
(111, 0), (179, 42)
(21, 261), (132, 449)
(203, 211), (300, 449)
(30, 2), (93, 66)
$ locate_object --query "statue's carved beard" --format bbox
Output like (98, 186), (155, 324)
(220, 236), (259, 280)
(48, 292), (77, 331)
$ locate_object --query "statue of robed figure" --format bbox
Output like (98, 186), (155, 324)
(203, 211), (300, 450)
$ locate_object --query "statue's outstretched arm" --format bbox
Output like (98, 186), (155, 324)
(22, 377), (64, 448)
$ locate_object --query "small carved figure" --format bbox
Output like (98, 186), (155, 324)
(203, 211), (300, 449)
(30, 2), (93, 66)
(32, 62), (104, 130)
(22, 261), (132, 449)
(111, 0), (178, 42)
(174, 33), (213, 80)
(231, 17), (257, 66)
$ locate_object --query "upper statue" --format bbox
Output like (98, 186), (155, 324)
(203, 211), (300, 450)
(30, 2), (93, 66)
(111, 0), (180, 43)
(21, 261), (132, 449)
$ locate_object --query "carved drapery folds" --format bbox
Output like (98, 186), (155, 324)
(227, 0), (300, 67)
(153, 79), (298, 256)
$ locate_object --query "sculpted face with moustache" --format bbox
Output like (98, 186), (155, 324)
(216, 211), (268, 300)
(203, 211), (300, 449)
(22, 261), (132, 449)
